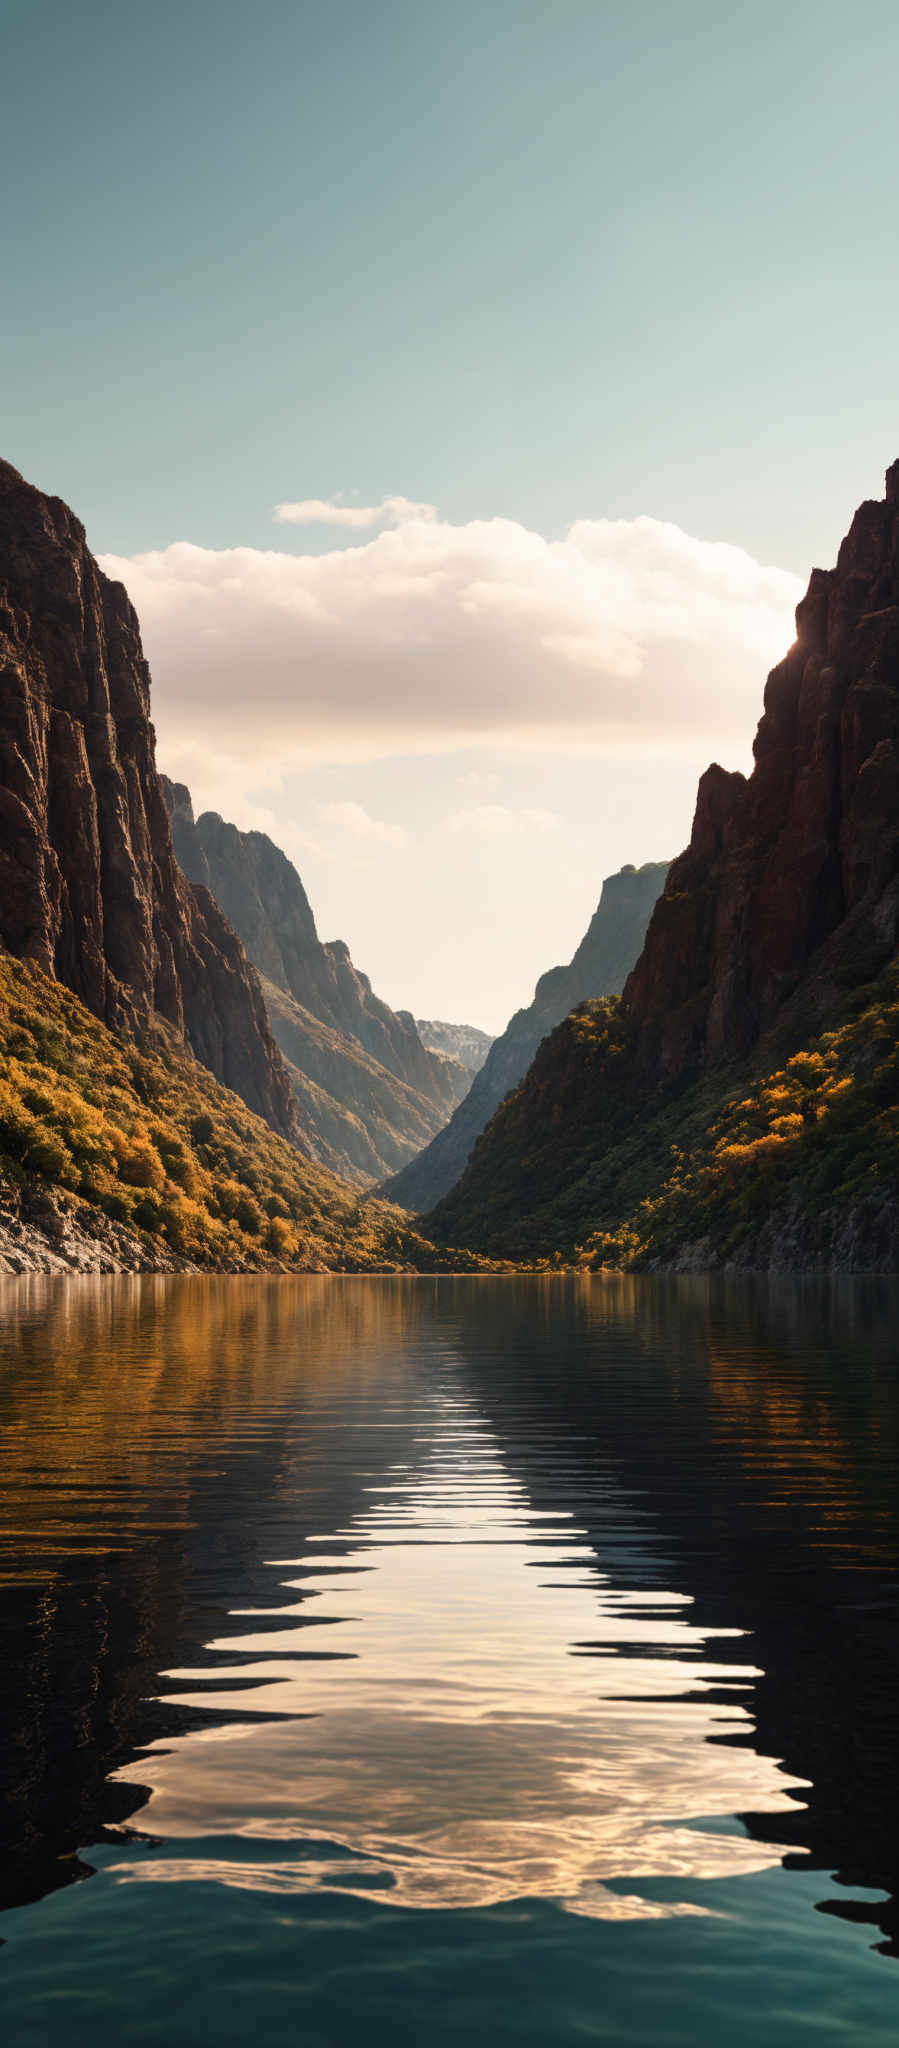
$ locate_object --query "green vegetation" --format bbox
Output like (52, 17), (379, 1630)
(0, 954), (487, 1271)
(7, 942), (894, 1274)
(430, 970), (899, 1269)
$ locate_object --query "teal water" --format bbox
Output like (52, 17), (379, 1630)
(0, 1275), (897, 2044)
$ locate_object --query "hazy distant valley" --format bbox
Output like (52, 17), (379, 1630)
(163, 780), (473, 1185)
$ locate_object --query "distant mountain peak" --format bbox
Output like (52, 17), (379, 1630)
(415, 1020), (495, 1077)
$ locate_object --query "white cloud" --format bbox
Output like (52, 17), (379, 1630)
(317, 799), (406, 849)
(100, 504), (803, 773)
(448, 804), (516, 836)
(273, 494), (436, 529)
(447, 804), (561, 837)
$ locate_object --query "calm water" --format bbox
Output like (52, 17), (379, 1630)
(0, 1276), (897, 2045)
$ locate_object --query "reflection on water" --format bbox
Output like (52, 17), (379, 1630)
(0, 1275), (897, 2042)
(122, 1384), (798, 1916)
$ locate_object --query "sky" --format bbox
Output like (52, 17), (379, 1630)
(4, 0), (899, 1029)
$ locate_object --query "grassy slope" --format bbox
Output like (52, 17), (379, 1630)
(429, 968), (899, 1269)
(0, 953), (486, 1272)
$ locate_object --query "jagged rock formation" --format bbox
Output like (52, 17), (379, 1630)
(623, 462), (899, 1079)
(164, 782), (470, 1184)
(384, 862), (668, 1212)
(415, 1019), (494, 1075)
(0, 460), (295, 1136)
(430, 464), (899, 1269)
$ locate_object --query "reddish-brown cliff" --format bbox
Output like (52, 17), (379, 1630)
(430, 463), (899, 1268)
(623, 461), (899, 1078)
(0, 459), (295, 1137)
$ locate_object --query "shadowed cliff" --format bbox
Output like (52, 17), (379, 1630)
(0, 461), (294, 1138)
(431, 465), (899, 1269)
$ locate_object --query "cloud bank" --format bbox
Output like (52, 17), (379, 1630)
(100, 503), (803, 772)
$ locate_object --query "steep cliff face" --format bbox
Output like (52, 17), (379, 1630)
(164, 781), (470, 1183)
(0, 461), (295, 1137)
(430, 465), (899, 1269)
(385, 861), (668, 1212)
(623, 462), (899, 1080)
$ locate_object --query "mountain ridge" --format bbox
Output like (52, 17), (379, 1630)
(163, 780), (470, 1183)
(429, 463), (899, 1270)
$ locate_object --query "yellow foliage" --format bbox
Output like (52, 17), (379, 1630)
(0, 953), (495, 1273)
(114, 1125), (166, 1189)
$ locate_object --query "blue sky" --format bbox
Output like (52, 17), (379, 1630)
(5, 1), (899, 1025)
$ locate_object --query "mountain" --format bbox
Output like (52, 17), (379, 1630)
(163, 783), (470, 1184)
(415, 1019), (494, 1075)
(384, 862), (668, 1212)
(0, 459), (487, 1273)
(0, 459), (295, 1138)
(0, 949), (487, 1275)
(430, 464), (899, 1271)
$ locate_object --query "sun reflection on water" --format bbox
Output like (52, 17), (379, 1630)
(112, 1378), (806, 1916)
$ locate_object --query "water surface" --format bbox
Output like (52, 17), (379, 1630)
(0, 1275), (897, 2043)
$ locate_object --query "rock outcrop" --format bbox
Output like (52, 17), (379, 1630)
(0, 1179), (186, 1275)
(164, 781), (470, 1183)
(623, 463), (899, 1080)
(429, 463), (899, 1270)
(0, 460), (295, 1137)
(385, 861), (668, 1211)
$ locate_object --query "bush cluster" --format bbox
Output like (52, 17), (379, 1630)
(0, 954), (488, 1272)
(431, 972), (899, 1269)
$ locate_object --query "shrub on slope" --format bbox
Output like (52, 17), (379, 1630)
(429, 972), (899, 1272)
(0, 954), (482, 1272)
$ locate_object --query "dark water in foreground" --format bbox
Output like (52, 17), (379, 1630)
(0, 1277), (897, 2045)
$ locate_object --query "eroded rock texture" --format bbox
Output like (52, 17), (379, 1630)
(428, 464), (899, 1269)
(0, 460), (295, 1137)
(624, 463), (899, 1079)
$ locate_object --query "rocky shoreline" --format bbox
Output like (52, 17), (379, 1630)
(0, 1184), (190, 1275)
(3, 1178), (896, 1279)
(646, 1195), (899, 1277)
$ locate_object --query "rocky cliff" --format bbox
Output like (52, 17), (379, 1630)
(430, 464), (899, 1270)
(385, 861), (668, 1212)
(164, 781), (470, 1183)
(0, 460), (295, 1137)
(623, 463), (899, 1080)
